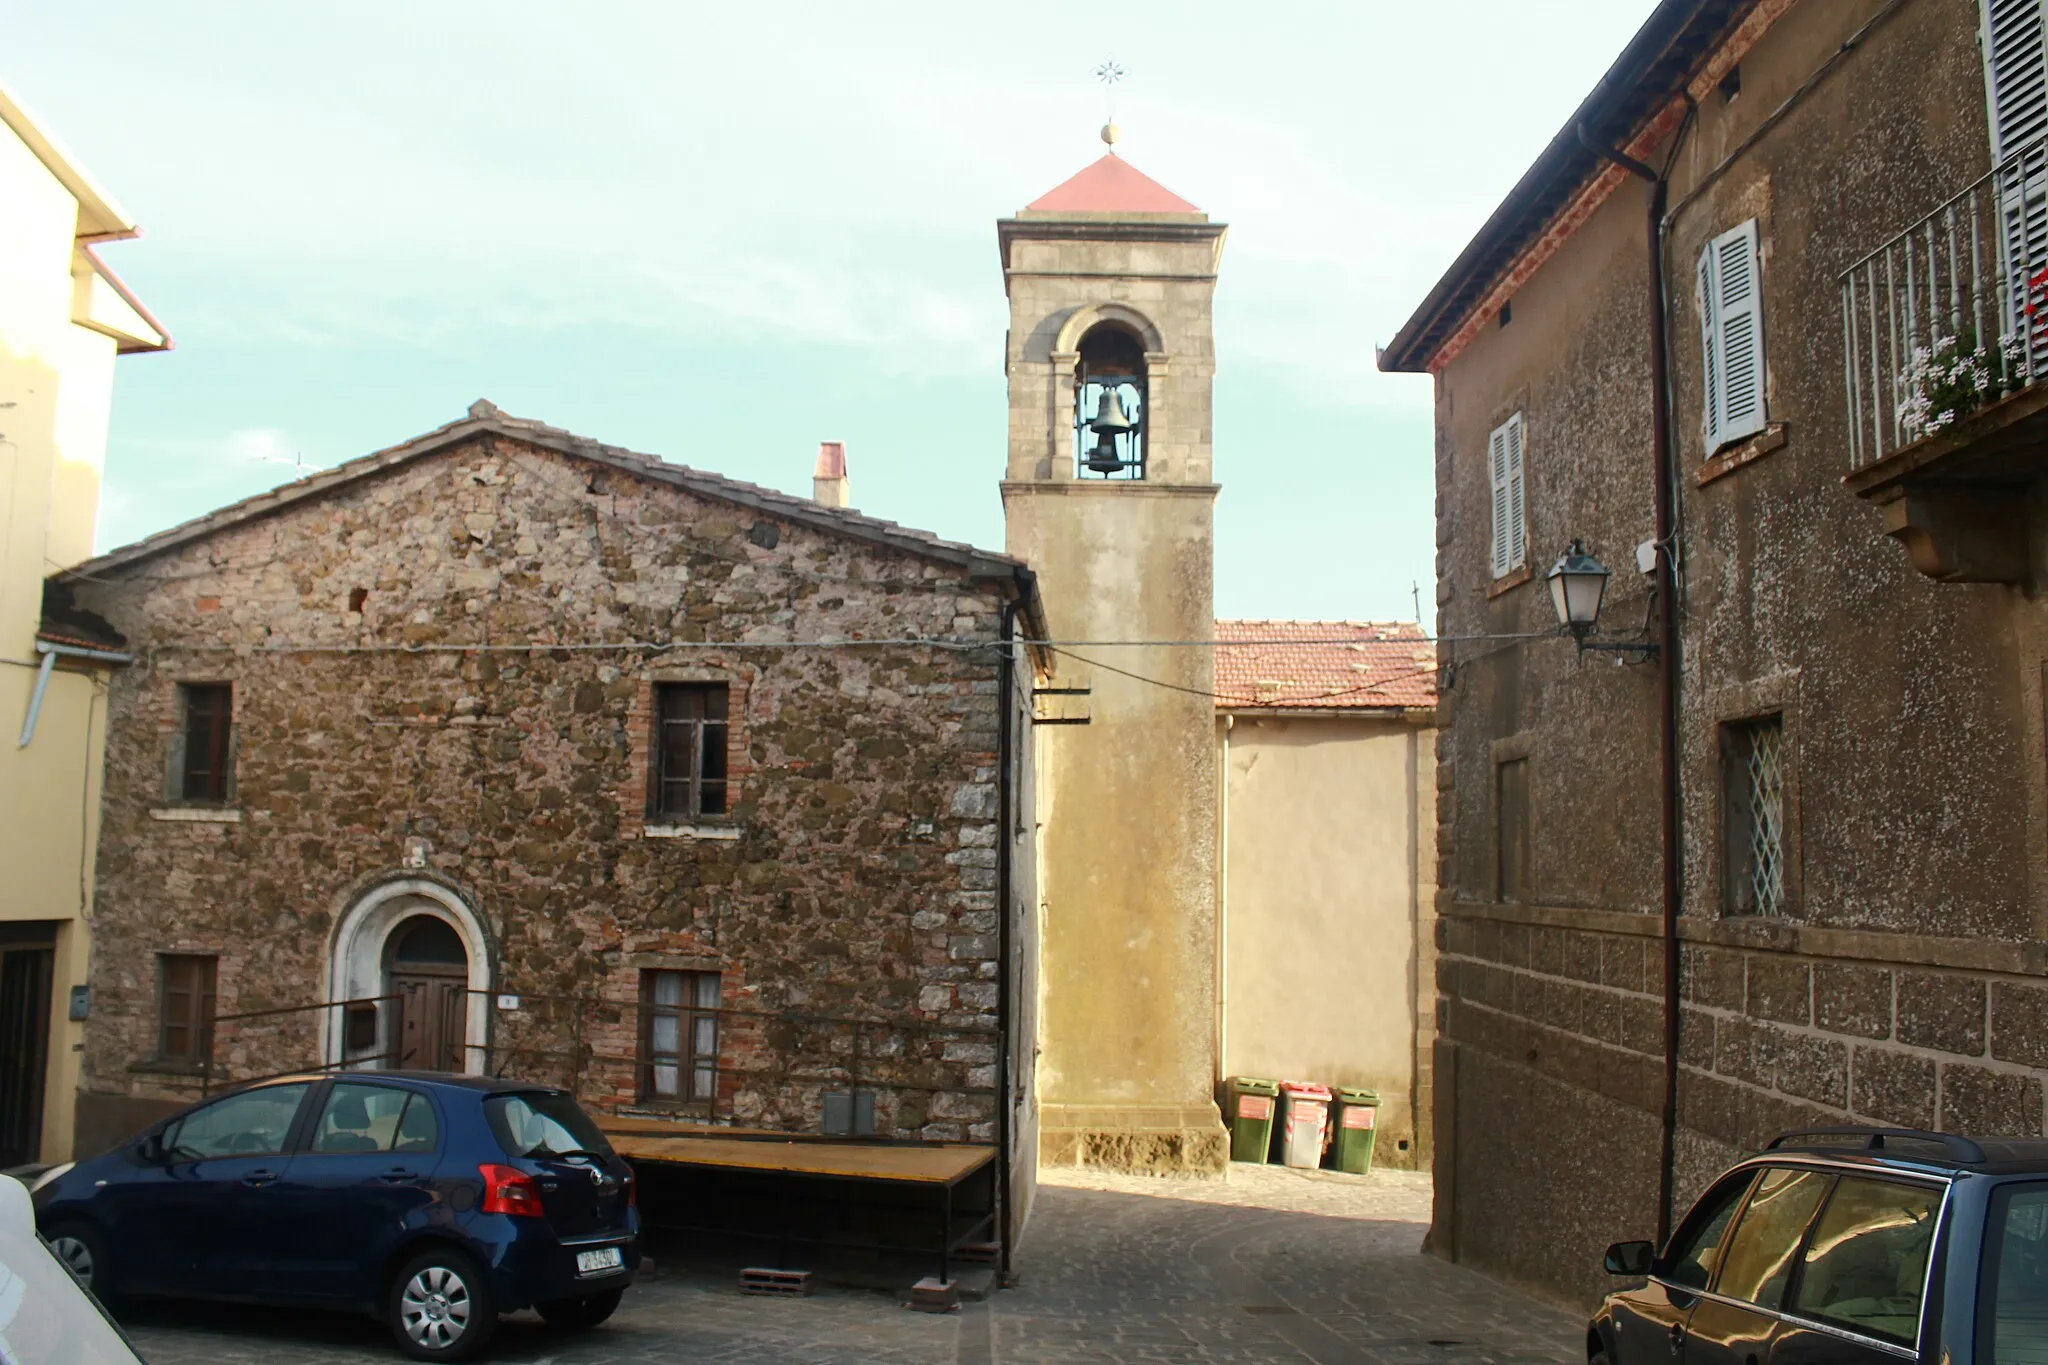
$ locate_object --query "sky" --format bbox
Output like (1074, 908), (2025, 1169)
(8, 1), (1658, 623)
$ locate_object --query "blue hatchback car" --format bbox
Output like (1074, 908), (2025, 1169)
(29, 1072), (639, 1361)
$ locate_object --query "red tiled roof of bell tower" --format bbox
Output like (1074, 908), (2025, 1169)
(1025, 153), (1200, 215)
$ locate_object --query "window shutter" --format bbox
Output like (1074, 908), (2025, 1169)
(1504, 413), (1526, 573)
(1698, 245), (1721, 450)
(1985, 1), (2048, 348)
(1986, 0), (2048, 162)
(1701, 221), (1766, 451)
(1488, 422), (1512, 579)
(166, 732), (188, 803)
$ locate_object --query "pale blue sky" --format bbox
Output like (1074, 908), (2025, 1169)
(10, 1), (1656, 622)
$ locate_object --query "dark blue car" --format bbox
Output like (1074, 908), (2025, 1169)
(29, 1072), (638, 1361)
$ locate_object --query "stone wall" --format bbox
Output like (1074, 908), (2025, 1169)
(68, 426), (1039, 1150)
(1427, 0), (2048, 1309)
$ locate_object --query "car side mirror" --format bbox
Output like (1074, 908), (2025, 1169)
(137, 1132), (165, 1163)
(1604, 1240), (1655, 1276)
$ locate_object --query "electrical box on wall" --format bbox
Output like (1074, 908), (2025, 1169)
(68, 985), (89, 1020)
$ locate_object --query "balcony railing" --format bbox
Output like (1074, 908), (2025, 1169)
(1841, 134), (2048, 470)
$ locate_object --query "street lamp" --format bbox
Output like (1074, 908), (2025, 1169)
(1547, 539), (1655, 659)
(1546, 540), (1609, 640)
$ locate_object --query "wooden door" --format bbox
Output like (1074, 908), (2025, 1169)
(0, 946), (53, 1165)
(393, 971), (466, 1073)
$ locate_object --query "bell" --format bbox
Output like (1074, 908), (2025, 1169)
(1084, 432), (1125, 473)
(1089, 387), (1135, 434)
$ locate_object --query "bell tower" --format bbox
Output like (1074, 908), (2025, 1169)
(999, 135), (1229, 1172)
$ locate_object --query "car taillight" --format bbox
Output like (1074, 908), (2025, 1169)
(479, 1163), (545, 1217)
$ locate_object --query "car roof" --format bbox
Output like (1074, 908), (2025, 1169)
(1758, 1127), (2048, 1177)
(251, 1072), (565, 1096)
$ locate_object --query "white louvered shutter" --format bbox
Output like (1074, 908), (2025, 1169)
(1985, 0), (2048, 361)
(1499, 423), (1515, 581)
(1504, 413), (1526, 573)
(1487, 414), (1525, 579)
(1700, 221), (1766, 451)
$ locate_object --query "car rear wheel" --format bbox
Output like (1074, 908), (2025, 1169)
(388, 1248), (496, 1361)
(537, 1286), (624, 1330)
(44, 1221), (111, 1298)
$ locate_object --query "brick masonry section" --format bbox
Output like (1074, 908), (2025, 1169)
(71, 432), (1033, 1145)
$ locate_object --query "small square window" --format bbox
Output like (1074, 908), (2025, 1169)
(650, 684), (729, 820)
(1722, 715), (1785, 916)
(157, 954), (217, 1065)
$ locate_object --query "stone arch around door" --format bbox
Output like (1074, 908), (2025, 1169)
(326, 878), (491, 1074)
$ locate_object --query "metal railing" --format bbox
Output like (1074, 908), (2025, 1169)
(176, 987), (997, 1141)
(1841, 133), (2048, 470)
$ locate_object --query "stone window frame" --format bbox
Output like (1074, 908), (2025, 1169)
(1704, 671), (1803, 920)
(1490, 732), (1537, 905)
(622, 663), (754, 840)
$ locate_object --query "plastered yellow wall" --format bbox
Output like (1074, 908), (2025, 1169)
(1219, 715), (1437, 1167)
(0, 95), (143, 1163)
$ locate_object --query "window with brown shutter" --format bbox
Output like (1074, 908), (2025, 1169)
(158, 954), (217, 1066)
(650, 684), (728, 819)
(179, 684), (234, 802)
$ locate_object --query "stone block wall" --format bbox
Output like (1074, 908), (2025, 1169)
(69, 428), (1035, 1148)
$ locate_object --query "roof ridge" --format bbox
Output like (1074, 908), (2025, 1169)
(64, 404), (1029, 583)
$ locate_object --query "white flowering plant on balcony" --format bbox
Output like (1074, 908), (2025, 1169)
(1895, 329), (2028, 442)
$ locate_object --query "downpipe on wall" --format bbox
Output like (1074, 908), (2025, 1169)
(1577, 124), (1686, 1245)
(995, 595), (1017, 1276)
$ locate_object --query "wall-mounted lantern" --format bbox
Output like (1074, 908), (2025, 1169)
(1547, 539), (1656, 660)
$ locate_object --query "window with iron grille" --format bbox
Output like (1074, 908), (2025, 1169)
(1496, 756), (1532, 902)
(157, 954), (217, 1065)
(639, 970), (720, 1103)
(1722, 715), (1786, 916)
(650, 683), (729, 819)
(177, 683), (234, 802)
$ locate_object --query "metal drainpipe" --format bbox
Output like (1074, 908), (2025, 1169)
(1578, 125), (1686, 1245)
(994, 597), (1017, 1278)
(18, 640), (135, 747)
(1218, 714), (1232, 1086)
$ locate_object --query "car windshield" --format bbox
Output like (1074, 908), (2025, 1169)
(484, 1091), (613, 1160)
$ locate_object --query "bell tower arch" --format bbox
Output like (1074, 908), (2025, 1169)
(999, 142), (1229, 1173)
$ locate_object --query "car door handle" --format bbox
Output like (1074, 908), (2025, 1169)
(379, 1169), (421, 1183)
(1668, 1323), (1685, 1352)
(242, 1168), (279, 1187)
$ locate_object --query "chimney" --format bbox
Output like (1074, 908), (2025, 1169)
(813, 440), (849, 508)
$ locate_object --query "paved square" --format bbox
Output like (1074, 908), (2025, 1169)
(121, 1167), (1586, 1364)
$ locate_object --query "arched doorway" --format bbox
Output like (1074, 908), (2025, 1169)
(327, 879), (490, 1074)
(387, 915), (468, 1073)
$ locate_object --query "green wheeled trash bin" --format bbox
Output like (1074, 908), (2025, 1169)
(1226, 1077), (1280, 1164)
(1329, 1087), (1382, 1174)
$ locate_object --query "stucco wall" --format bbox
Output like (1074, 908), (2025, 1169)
(0, 106), (126, 1163)
(1429, 0), (2034, 1310)
(1220, 714), (1435, 1167)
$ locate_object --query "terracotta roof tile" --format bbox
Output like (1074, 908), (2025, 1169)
(1025, 154), (1200, 215)
(1214, 620), (1436, 712)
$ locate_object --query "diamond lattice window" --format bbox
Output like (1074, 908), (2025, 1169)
(1723, 715), (1785, 916)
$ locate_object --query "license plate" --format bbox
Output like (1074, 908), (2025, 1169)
(576, 1246), (624, 1276)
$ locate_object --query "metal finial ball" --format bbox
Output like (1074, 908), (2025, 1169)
(1101, 121), (1121, 147)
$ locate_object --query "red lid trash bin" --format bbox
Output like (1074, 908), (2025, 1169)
(1277, 1081), (1333, 1169)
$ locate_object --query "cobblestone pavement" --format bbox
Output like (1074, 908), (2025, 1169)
(123, 1166), (1586, 1365)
